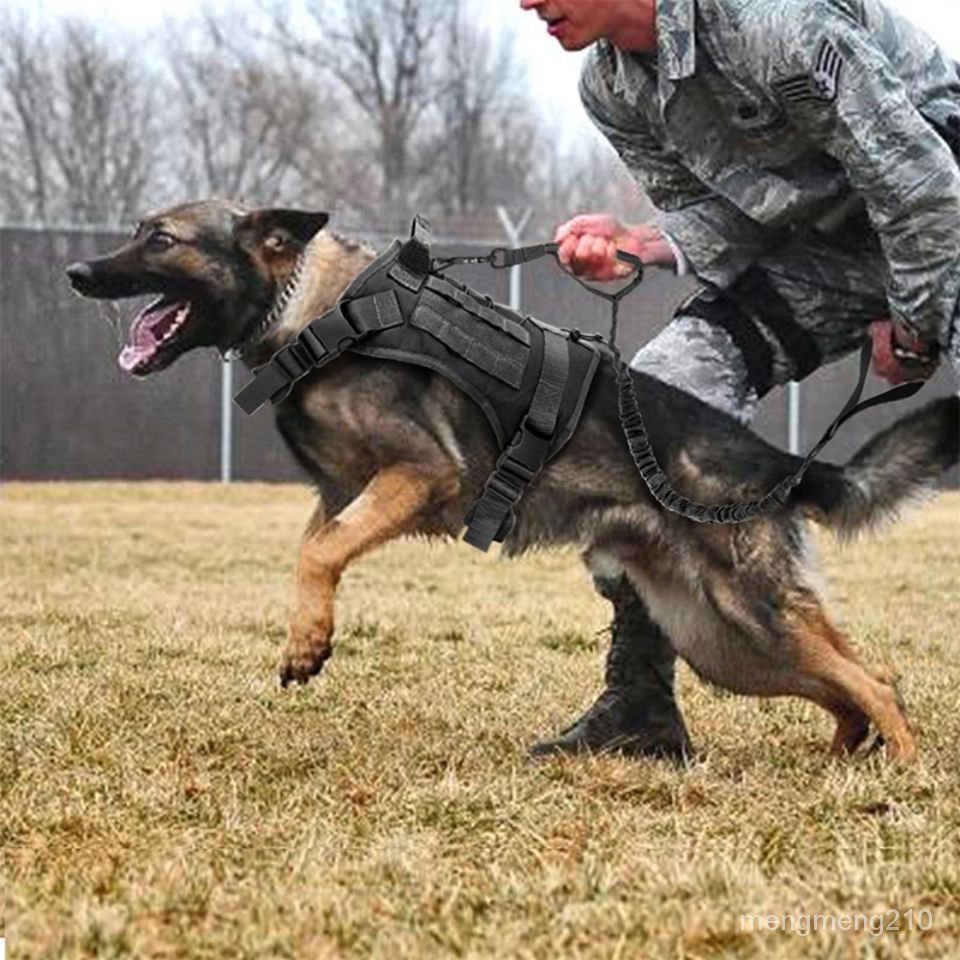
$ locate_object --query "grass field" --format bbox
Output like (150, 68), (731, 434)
(2, 482), (959, 959)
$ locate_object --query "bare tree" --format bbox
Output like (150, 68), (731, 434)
(270, 0), (447, 223)
(427, 5), (533, 218)
(418, 3), (646, 234)
(0, 14), (50, 222)
(0, 2), (648, 237)
(529, 124), (655, 232)
(162, 14), (324, 205)
(0, 15), (157, 225)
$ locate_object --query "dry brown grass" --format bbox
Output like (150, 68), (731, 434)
(2, 482), (959, 959)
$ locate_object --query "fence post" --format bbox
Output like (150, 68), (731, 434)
(787, 380), (801, 455)
(220, 357), (233, 483)
(496, 206), (532, 310)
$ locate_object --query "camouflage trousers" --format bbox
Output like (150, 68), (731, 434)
(630, 224), (960, 424)
(950, 307), (960, 378)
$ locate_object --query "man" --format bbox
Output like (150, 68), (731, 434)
(520, 0), (960, 759)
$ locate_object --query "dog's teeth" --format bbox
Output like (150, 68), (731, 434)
(157, 305), (191, 345)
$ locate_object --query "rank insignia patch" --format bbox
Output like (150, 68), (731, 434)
(774, 39), (843, 104)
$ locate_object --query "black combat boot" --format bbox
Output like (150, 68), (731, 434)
(529, 572), (694, 761)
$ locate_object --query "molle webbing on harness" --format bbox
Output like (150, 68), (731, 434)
(410, 288), (527, 388)
(425, 276), (531, 344)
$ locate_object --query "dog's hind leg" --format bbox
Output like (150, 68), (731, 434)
(703, 581), (913, 761)
(620, 546), (913, 762)
(796, 619), (871, 755)
(778, 595), (915, 762)
(280, 462), (460, 686)
(822, 697), (872, 757)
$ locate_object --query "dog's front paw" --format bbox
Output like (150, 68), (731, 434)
(278, 619), (333, 687)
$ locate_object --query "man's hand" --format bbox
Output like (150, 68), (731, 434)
(869, 319), (939, 384)
(554, 214), (678, 281)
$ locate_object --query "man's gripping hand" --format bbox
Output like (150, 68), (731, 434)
(554, 214), (679, 281)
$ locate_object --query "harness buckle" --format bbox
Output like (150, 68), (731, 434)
(234, 302), (361, 414)
(496, 419), (551, 485)
(462, 420), (553, 552)
(274, 342), (311, 381)
(303, 302), (359, 357)
(296, 326), (328, 365)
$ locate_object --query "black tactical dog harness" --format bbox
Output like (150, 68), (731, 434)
(235, 216), (927, 551)
(235, 217), (602, 551)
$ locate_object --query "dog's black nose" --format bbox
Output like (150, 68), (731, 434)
(66, 261), (94, 292)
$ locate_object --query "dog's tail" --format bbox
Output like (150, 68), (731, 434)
(794, 396), (959, 536)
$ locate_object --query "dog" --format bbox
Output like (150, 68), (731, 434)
(65, 199), (960, 763)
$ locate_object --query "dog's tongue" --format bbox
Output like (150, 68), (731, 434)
(119, 298), (189, 372)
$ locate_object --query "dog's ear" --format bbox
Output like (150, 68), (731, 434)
(236, 209), (329, 252)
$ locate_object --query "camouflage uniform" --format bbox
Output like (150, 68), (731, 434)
(532, 0), (960, 759)
(580, 0), (960, 419)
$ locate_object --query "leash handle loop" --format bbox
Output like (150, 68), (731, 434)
(489, 243), (560, 268)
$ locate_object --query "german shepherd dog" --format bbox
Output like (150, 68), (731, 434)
(66, 200), (960, 763)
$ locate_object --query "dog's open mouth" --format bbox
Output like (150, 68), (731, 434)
(119, 297), (192, 375)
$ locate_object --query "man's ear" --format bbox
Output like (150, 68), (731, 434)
(236, 209), (330, 246)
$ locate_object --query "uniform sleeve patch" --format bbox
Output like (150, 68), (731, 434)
(773, 38), (843, 104)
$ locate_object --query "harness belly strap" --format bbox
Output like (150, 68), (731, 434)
(462, 326), (571, 550)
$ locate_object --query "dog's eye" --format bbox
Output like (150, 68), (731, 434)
(145, 231), (177, 252)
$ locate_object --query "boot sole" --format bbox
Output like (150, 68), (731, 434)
(527, 734), (693, 764)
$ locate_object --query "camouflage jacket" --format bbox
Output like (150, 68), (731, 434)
(579, 0), (960, 348)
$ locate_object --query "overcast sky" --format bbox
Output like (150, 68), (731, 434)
(16, 0), (960, 149)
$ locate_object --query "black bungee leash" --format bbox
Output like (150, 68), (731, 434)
(434, 241), (928, 524)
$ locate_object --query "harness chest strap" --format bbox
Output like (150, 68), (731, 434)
(233, 291), (405, 414)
